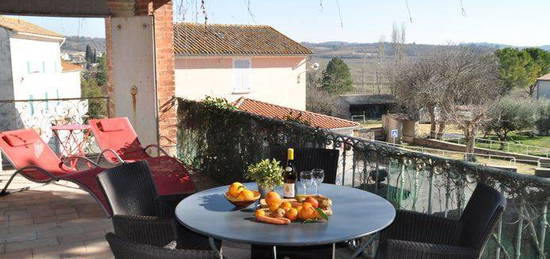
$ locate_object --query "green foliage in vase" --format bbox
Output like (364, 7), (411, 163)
(245, 159), (284, 188)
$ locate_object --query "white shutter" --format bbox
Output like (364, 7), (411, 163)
(233, 59), (251, 93)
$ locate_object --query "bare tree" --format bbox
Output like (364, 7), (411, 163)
(441, 48), (503, 157)
(375, 35), (386, 94)
(387, 48), (446, 138)
(388, 46), (504, 155)
(391, 22), (406, 63)
(306, 86), (347, 118)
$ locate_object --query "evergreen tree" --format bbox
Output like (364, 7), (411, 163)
(495, 47), (550, 96)
(321, 57), (353, 94)
(85, 45), (93, 64)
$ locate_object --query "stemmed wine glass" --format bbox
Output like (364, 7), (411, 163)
(300, 170), (313, 195)
(312, 169), (324, 195)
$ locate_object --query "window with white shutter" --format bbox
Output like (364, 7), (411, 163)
(232, 58), (251, 93)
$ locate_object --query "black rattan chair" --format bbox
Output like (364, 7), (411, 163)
(376, 183), (506, 259)
(97, 161), (215, 251)
(106, 232), (219, 259)
(269, 147), (340, 184)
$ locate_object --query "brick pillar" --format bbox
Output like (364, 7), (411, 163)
(136, 0), (177, 152)
(106, 0), (177, 152)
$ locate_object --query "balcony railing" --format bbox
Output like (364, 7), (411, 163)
(176, 98), (550, 258)
(0, 97), (110, 155)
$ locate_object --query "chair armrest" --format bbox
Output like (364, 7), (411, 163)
(112, 215), (178, 247)
(106, 232), (220, 259)
(60, 156), (101, 170)
(383, 239), (476, 259)
(144, 144), (171, 157)
(156, 194), (193, 217)
(96, 148), (125, 165)
(380, 210), (463, 245)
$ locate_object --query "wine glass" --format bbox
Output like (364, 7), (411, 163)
(312, 169), (324, 195)
(300, 170), (313, 195)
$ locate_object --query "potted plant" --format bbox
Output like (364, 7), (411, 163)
(245, 159), (284, 198)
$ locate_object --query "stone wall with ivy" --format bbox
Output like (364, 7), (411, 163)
(177, 98), (328, 184)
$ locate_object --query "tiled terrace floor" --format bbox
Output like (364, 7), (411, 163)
(0, 170), (113, 259)
(0, 169), (365, 259)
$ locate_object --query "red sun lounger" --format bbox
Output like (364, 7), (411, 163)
(0, 129), (114, 215)
(88, 117), (196, 195)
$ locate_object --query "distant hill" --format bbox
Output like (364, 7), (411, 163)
(302, 41), (550, 95)
(62, 36), (106, 52)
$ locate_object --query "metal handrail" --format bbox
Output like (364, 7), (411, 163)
(0, 96), (109, 103)
(446, 136), (550, 158)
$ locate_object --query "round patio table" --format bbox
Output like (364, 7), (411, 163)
(175, 183), (395, 258)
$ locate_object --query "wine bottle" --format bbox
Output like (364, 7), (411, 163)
(283, 148), (297, 198)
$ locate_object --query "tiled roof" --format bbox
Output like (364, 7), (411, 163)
(174, 23), (312, 56)
(233, 98), (359, 129)
(537, 73), (550, 81)
(61, 61), (82, 72)
(0, 16), (63, 38)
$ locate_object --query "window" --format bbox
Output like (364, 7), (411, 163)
(26, 61), (44, 74)
(232, 58), (251, 93)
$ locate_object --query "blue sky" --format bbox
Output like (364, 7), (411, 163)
(11, 0), (550, 46)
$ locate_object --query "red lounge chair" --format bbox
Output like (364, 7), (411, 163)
(0, 129), (113, 215)
(88, 117), (196, 195)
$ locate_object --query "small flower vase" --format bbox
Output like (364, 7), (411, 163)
(257, 184), (273, 199)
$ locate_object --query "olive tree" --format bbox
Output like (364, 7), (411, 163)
(484, 97), (539, 148)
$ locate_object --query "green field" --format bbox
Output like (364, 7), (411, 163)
(448, 134), (550, 157)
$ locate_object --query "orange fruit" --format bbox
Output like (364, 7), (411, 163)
(239, 190), (255, 200)
(302, 202), (313, 208)
(255, 209), (266, 218)
(265, 192), (282, 205)
(305, 197), (319, 208)
(286, 208), (298, 221)
(280, 201), (292, 211)
(268, 202), (281, 212)
(298, 206), (317, 220)
(228, 182), (244, 198)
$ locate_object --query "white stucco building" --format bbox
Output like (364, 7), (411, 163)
(173, 23), (312, 110)
(0, 16), (82, 102)
(535, 73), (550, 100)
(0, 16), (83, 140)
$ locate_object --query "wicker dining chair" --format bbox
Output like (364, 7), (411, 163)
(106, 232), (219, 259)
(97, 161), (215, 251)
(376, 183), (506, 259)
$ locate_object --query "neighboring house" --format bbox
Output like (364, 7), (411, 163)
(340, 94), (397, 121)
(0, 16), (84, 142)
(535, 73), (550, 100)
(234, 97), (360, 135)
(174, 23), (312, 110)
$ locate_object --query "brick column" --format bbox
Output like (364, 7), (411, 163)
(106, 0), (177, 152)
(136, 0), (177, 152)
